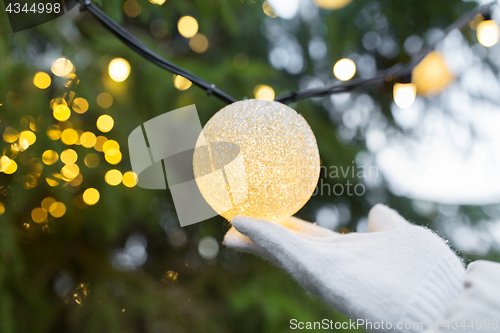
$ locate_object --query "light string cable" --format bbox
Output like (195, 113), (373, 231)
(274, 3), (496, 104)
(77, 0), (237, 104)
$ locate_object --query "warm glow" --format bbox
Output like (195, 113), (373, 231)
(97, 92), (113, 108)
(0, 156), (10, 172)
(412, 52), (454, 96)
(262, 1), (277, 18)
(31, 207), (47, 223)
(123, 0), (141, 17)
(102, 140), (120, 153)
(19, 131), (36, 146)
(4, 159), (17, 174)
(51, 58), (74, 77)
(97, 115), (114, 133)
(177, 16), (198, 38)
(334, 58), (356, 81)
(53, 104), (71, 121)
(3, 126), (19, 143)
(80, 132), (97, 148)
(61, 128), (79, 145)
(122, 171), (138, 188)
(94, 136), (108, 152)
(189, 34), (209, 53)
(149, 0), (166, 4)
(61, 149), (78, 164)
(108, 58), (131, 82)
(254, 85), (275, 101)
(393, 83), (417, 109)
(42, 150), (59, 165)
(72, 97), (89, 114)
(313, 0), (353, 10)
(477, 20), (499, 47)
(105, 148), (122, 165)
(47, 125), (62, 140)
(105, 169), (123, 186)
(41, 197), (56, 211)
(49, 202), (66, 218)
(46, 173), (62, 187)
(83, 188), (100, 205)
(61, 164), (80, 181)
(173, 75), (192, 91)
(69, 173), (83, 187)
(0, 202), (5, 215)
(84, 153), (100, 168)
(33, 72), (51, 89)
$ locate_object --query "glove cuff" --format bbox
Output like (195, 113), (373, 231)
(397, 255), (465, 333)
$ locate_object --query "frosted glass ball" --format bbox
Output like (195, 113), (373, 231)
(193, 99), (320, 222)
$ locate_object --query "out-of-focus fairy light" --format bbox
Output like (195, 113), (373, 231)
(23, 174), (37, 189)
(477, 19), (499, 47)
(97, 115), (114, 133)
(189, 34), (209, 53)
(83, 188), (100, 205)
(42, 150), (59, 165)
(123, 0), (141, 17)
(263, 1), (277, 17)
(19, 130), (36, 146)
(61, 128), (79, 145)
(3, 159), (16, 174)
(0, 156), (11, 172)
(72, 97), (89, 114)
(412, 52), (454, 96)
(31, 207), (47, 223)
(80, 132), (97, 148)
(333, 58), (356, 81)
(94, 136), (108, 152)
(69, 173), (83, 187)
(393, 83), (417, 109)
(46, 173), (62, 187)
(149, 0), (166, 4)
(33, 72), (52, 89)
(84, 153), (100, 168)
(47, 125), (62, 140)
(254, 84), (275, 101)
(3, 126), (19, 143)
(53, 104), (71, 121)
(51, 58), (74, 77)
(96, 92), (113, 109)
(41, 197), (56, 211)
(108, 58), (131, 82)
(49, 202), (66, 218)
(63, 74), (80, 88)
(105, 169), (123, 186)
(0, 202), (5, 215)
(313, 0), (352, 10)
(173, 75), (192, 91)
(177, 16), (198, 38)
(105, 149), (122, 165)
(122, 171), (138, 188)
(61, 164), (80, 181)
(61, 149), (78, 164)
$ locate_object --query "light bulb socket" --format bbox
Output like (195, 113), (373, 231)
(399, 73), (412, 84)
(482, 12), (492, 21)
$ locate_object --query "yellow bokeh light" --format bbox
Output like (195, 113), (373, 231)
(33, 72), (52, 89)
(61, 164), (80, 180)
(263, 1), (277, 18)
(53, 104), (71, 122)
(333, 58), (356, 81)
(102, 140), (120, 153)
(177, 16), (198, 38)
(313, 0), (353, 10)
(3, 126), (19, 143)
(0, 155), (11, 172)
(61, 128), (79, 145)
(96, 115), (114, 133)
(83, 188), (100, 205)
(50, 97), (67, 110)
(42, 150), (59, 165)
(51, 58), (74, 77)
(254, 84), (275, 101)
(94, 136), (108, 152)
(47, 125), (62, 140)
(49, 202), (66, 218)
(412, 52), (454, 96)
(122, 171), (138, 188)
(4, 159), (17, 174)
(72, 97), (89, 114)
(97, 92), (113, 109)
(109, 58), (131, 82)
(0, 202), (4, 215)
(19, 130), (36, 146)
(105, 148), (122, 165)
(61, 149), (78, 164)
(149, 0), (166, 5)
(80, 132), (97, 148)
(69, 173), (83, 187)
(477, 20), (499, 47)
(393, 83), (417, 109)
(173, 75), (192, 91)
(23, 174), (37, 189)
(31, 207), (47, 223)
(41, 197), (56, 211)
(84, 153), (100, 168)
(189, 34), (209, 53)
(105, 169), (123, 186)
(46, 173), (62, 187)
(123, 0), (141, 17)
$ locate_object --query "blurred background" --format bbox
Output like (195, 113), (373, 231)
(1, 0), (500, 332)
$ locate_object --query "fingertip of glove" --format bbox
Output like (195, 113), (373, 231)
(368, 204), (409, 232)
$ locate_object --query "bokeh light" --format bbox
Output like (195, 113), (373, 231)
(94, 136), (108, 152)
(61, 149), (78, 164)
(123, 0), (141, 17)
(0, 202), (5, 215)
(47, 125), (62, 140)
(53, 104), (71, 122)
(46, 173), (62, 187)
(3, 126), (19, 143)
(61, 164), (80, 181)
(72, 97), (89, 114)
(84, 153), (100, 168)
(477, 19), (499, 47)
(412, 52), (454, 95)
(177, 16), (198, 38)
(0, 156), (11, 172)
(393, 83), (417, 109)
(122, 171), (138, 188)
(41, 197), (56, 212)
(108, 58), (131, 82)
(254, 84), (275, 100)
(69, 173), (83, 187)
(105, 169), (123, 186)
(33, 72), (51, 89)
(61, 128), (79, 145)
(314, 0), (353, 10)
(189, 34), (209, 53)
(51, 58), (74, 77)
(149, 0), (166, 4)
(105, 148), (122, 165)
(333, 58), (356, 81)
(262, 1), (277, 18)
(31, 207), (47, 223)
(19, 130), (36, 146)
(42, 150), (59, 165)
(96, 93), (113, 109)
(4, 159), (17, 174)
(173, 75), (192, 91)
(80, 132), (97, 148)
(83, 188), (100, 205)
(49, 202), (66, 218)
(96, 115), (114, 133)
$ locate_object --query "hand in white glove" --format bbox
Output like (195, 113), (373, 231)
(224, 204), (465, 333)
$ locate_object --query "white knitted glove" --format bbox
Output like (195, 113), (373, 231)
(224, 204), (465, 333)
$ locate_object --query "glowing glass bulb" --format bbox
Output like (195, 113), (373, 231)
(314, 0), (352, 10)
(333, 58), (356, 81)
(33, 72), (51, 89)
(477, 20), (499, 47)
(393, 83), (417, 109)
(108, 58), (131, 82)
(51, 58), (74, 77)
(412, 52), (454, 96)
(254, 85), (275, 101)
(177, 16), (198, 38)
(193, 99), (320, 222)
